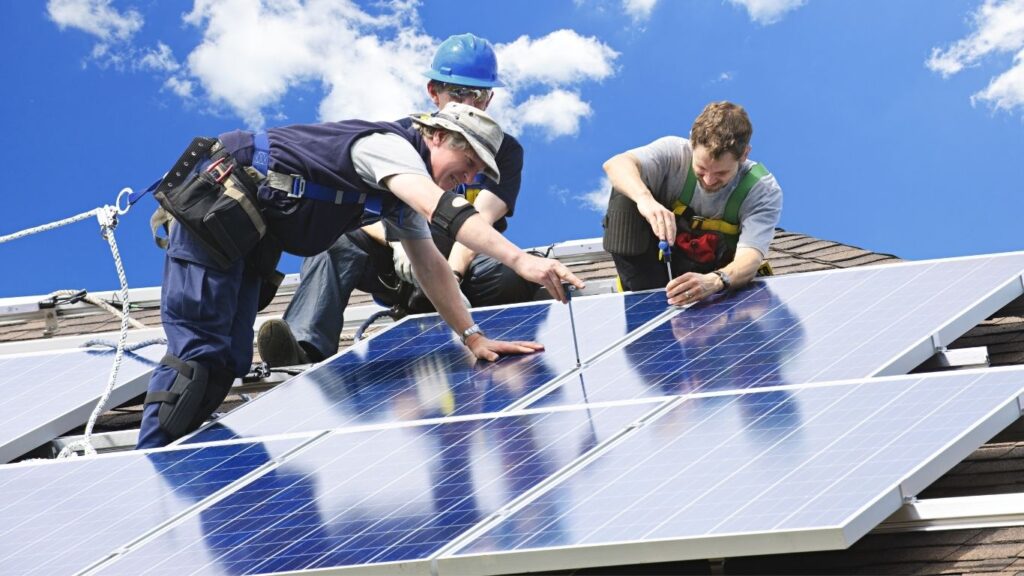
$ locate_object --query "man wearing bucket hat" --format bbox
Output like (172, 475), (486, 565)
(136, 100), (582, 449)
(258, 33), (537, 369)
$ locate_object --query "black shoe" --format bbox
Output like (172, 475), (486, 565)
(257, 319), (310, 368)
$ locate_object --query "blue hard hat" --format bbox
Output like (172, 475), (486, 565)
(425, 33), (504, 88)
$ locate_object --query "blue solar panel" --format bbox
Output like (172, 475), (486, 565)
(184, 291), (669, 444)
(96, 402), (660, 575)
(0, 437), (304, 575)
(441, 368), (1024, 574)
(536, 253), (1024, 407)
(0, 344), (165, 463)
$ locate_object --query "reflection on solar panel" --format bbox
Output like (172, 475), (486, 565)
(90, 403), (659, 575)
(184, 291), (670, 444)
(441, 368), (1024, 575)
(537, 252), (1024, 407)
(0, 438), (304, 575)
(4, 253), (1024, 576)
(0, 344), (165, 463)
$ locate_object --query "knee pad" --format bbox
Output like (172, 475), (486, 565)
(145, 355), (209, 439)
(431, 191), (478, 240)
(145, 355), (235, 439)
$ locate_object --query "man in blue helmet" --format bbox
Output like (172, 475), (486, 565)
(258, 33), (533, 368)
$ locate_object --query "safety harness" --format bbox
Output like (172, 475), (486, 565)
(250, 133), (382, 215)
(662, 162), (770, 274)
(673, 162), (769, 253)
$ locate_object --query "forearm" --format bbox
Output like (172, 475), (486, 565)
(361, 221), (388, 245)
(405, 240), (474, 333)
(720, 247), (763, 289)
(447, 242), (476, 276)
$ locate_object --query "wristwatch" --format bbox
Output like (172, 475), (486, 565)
(712, 269), (732, 292)
(459, 323), (484, 345)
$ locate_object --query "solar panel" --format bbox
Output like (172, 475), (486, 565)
(533, 253), (1024, 408)
(0, 437), (306, 575)
(440, 367), (1024, 574)
(183, 291), (670, 444)
(0, 344), (166, 463)
(91, 402), (661, 575)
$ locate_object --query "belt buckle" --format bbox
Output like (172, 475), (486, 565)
(287, 174), (305, 199)
(691, 216), (706, 230)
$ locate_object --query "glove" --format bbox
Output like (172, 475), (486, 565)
(389, 241), (416, 284)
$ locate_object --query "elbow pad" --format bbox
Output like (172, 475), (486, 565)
(431, 191), (479, 240)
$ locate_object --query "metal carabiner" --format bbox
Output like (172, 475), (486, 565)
(115, 187), (133, 216)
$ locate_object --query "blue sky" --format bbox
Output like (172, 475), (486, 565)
(2, 0), (1023, 298)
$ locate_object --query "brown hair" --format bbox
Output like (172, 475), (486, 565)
(690, 101), (753, 160)
(415, 124), (471, 151)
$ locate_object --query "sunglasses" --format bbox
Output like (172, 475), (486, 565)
(440, 83), (492, 103)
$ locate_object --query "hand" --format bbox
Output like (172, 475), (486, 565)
(467, 334), (544, 362)
(389, 241), (416, 284)
(511, 253), (585, 303)
(636, 196), (677, 242)
(666, 272), (722, 306)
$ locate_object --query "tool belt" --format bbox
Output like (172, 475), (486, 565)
(151, 137), (267, 270)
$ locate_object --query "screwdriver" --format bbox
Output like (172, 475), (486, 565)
(659, 240), (673, 282)
(562, 282), (582, 368)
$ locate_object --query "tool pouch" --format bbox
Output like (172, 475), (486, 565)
(152, 138), (266, 269)
(602, 189), (651, 256)
(674, 224), (731, 274)
(247, 234), (285, 311)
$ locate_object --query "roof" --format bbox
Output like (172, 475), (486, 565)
(3, 228), (1024, 575)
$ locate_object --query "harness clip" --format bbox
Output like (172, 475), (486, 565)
(287, 174), (306, 199)
(205, 156), (234, 184)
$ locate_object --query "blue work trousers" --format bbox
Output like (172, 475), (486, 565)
(137, 224), (261, 449)
(284, 233), (536, 360)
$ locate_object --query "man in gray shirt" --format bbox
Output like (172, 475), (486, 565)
(602, 101), (782, 306)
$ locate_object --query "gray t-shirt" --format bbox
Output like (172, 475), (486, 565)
(628, 136), (782, 256)
(351, 132), (433, 241)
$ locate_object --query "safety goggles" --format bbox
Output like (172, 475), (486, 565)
(440, 83), (493, 104)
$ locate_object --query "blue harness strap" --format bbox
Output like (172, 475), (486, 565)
(253, 132), (381, 211)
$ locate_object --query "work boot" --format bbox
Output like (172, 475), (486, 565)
(257, 319), (310, 368)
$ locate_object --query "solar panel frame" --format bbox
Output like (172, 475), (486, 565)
(436, 366), (1024, 575)
(0, 343), (165, 463)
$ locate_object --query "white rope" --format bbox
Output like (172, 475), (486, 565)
(0, 188), (142, 459)
(57, 206), (135, 458)
(45, 289), (148, 330)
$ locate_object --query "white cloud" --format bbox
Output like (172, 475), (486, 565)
(48, 0), (144, 67)
(497, 29), (619, 88)
(47, 0), (143, 41)
(501, 90), (593, 140)
(138, 43), (179, 73)
(727, 0), (807, 25)
(179, 0), (431, 128)
(622, 0), (658, 21)
(578, 177), (611, 212)
(491, 30), (618, 138)
(928, 0), (1024, 114)
(50, 2), (619, 137)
